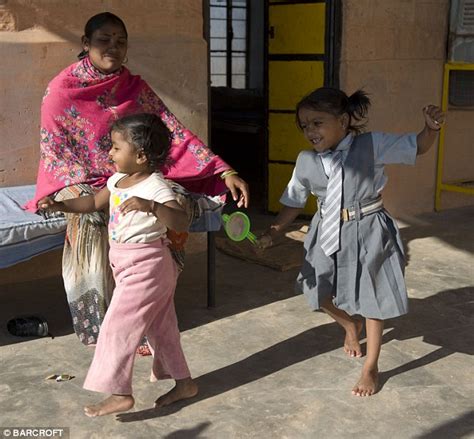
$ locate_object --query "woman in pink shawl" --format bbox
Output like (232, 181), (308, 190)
(26, 12), (249, 349)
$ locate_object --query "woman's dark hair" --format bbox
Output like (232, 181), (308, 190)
(296, 87), (371, 134)
(78, 12), (128, 59)
(111, 113), (172, 171)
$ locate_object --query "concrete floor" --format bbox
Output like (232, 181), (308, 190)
(0, 206), (473, 439)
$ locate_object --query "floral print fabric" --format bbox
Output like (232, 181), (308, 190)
(24, 57), (231, 346)
(26, 56), (229, 212)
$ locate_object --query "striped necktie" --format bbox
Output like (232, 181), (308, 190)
(320, 151), (343, 256)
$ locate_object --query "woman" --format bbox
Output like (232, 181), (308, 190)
(26, 12), (249, 346)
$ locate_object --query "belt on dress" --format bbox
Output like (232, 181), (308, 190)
(319, 196), (384, 222)
(341, 197), (384, 222)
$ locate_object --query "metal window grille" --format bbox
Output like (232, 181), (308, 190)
(448, 0), (474, 106)
(449, 70), (474, 106)
(210, 0), (248, 88)
(449, 0), (474, 62)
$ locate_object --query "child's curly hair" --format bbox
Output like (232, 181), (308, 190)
(111, 113), (172, 170)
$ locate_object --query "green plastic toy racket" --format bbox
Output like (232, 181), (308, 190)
(222, 212), (257, 244)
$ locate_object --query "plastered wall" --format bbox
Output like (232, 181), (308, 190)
(340, 0), (473, 216)
(0, 0), (207, 282)
(0, 0), (208, 187)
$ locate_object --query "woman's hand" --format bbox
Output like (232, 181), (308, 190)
(423, 105), (445, 131)
(118, 196), (154, 215)
(38, 196), (62, 212)
(224, 174), (250, 208)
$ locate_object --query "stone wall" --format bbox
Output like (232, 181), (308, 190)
(340, 0), (473, 215)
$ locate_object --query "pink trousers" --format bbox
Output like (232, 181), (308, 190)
(83, 239), (191, 395)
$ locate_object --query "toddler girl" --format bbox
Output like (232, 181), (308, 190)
(40, 113), (198, 416)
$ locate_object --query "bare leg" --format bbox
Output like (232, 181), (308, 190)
(154, 377), (198, 408)
(321, 297), (363, 358)
(84, 394), (134, 417)
(352, 318), (383, 397)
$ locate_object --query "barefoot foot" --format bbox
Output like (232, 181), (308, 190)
(84, 395), (134, 417)
(352, 368), (379, 397)
(154, 378), (198, 408)
(344, 319), (363, 358)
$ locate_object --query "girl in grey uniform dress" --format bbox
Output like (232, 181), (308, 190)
(258, 87), (444, 397)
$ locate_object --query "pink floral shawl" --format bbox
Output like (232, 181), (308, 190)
(25, 57), (229, 212)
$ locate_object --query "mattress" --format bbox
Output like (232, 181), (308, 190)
(0, 185), (66, 269)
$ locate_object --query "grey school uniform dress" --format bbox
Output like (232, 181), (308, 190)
(280, 132), (417, 320)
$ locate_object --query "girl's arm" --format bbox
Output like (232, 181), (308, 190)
(118, 197), (189, 232)
(257, 205), (303, 249)
(416, 105), (445, 155)
(38, 187), (110, 213)
(152, 200), (189, 232)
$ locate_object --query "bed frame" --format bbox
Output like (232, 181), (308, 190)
(0, 185), (217, 307)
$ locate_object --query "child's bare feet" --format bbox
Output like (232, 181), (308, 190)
(352, 367), (379, 397)
(154, 377), (198, 408)
(344, 319), (363, 358)
(84, 395), (134, 417)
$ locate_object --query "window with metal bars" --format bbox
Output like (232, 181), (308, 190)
(448, 0), (474, 106)
(210, 0), (248, 88)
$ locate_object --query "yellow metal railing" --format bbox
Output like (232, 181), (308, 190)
(435, 62), (474, 211)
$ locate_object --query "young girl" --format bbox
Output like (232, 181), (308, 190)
(39, 113), (198, 416)
(257, 87), (444, 397)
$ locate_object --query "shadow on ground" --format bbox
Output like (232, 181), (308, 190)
(413, 410), (474, 439)
(1, 206), (472, 349)
(114, 285), (473, 423)
(398, 205), (474, 265)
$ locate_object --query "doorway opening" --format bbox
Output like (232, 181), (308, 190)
(205, 0), (341, 213)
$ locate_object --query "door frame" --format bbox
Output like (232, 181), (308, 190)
(264, 0), (342, 213)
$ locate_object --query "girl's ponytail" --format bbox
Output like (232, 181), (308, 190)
(347, 90), (370, 121)
(346, 89), (371, 134)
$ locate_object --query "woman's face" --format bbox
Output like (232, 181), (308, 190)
(82, 22), (128, 74)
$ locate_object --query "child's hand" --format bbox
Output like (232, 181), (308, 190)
(38, 196), (61, 212)
(423, 105), (445, 131)
(119, 196), (154, 215)
(255, 232), (273, 250)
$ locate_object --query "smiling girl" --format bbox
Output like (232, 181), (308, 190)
(257, 87), (444, 397)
